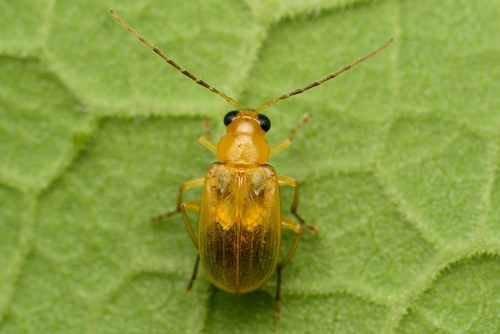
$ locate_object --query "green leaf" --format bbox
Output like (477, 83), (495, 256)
(1, 0), (499, 333)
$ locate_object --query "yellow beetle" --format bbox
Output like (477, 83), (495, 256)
(110, 9), (392, 318)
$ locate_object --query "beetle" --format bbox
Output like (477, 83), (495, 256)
(110, 9), (392, 318)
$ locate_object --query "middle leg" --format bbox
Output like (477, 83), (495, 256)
(278, 175), (318, 233)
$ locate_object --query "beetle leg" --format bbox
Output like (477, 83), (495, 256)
(275, 217), (302, 320)
(151, 179), (203, 290)
(279, 218), (302, 269)
(198, 119), (218, 153)
(269, 114), (311, 156)
(179, 201), (201, 293)
(278, 175), (318, 233)
(198, 135), (217, 153)
(180, 201), (200, 248)
(151, 177), (205, 222)
(184, 255), (200, 295)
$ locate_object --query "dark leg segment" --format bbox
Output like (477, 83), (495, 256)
(275, 217), (302, 320)
(184, 255), (201, 295)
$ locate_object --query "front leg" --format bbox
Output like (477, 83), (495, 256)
(270, 114), (311, 156)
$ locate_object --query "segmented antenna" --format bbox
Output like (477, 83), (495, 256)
(110, 9), (392, 114)
(255, 38), (393, 113)
(109, 9), (241, 110)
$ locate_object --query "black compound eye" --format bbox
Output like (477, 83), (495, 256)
(258, 114), (271, 132)
(223, 110), (239, 126)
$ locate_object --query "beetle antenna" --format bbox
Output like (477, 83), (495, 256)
(109, 9), (241, 111)
(255, 38), (393, 114)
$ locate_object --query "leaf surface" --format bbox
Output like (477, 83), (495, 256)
(1, 0), (499, 333)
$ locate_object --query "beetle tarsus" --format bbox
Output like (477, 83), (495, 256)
(292, 211), (319, 234)
(184, 255), (200, 296)
(275, 302), (281, 321)
(304, 222), (319, 234)
(275, 266), (282, 321)
(150, 209), (180, 223)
